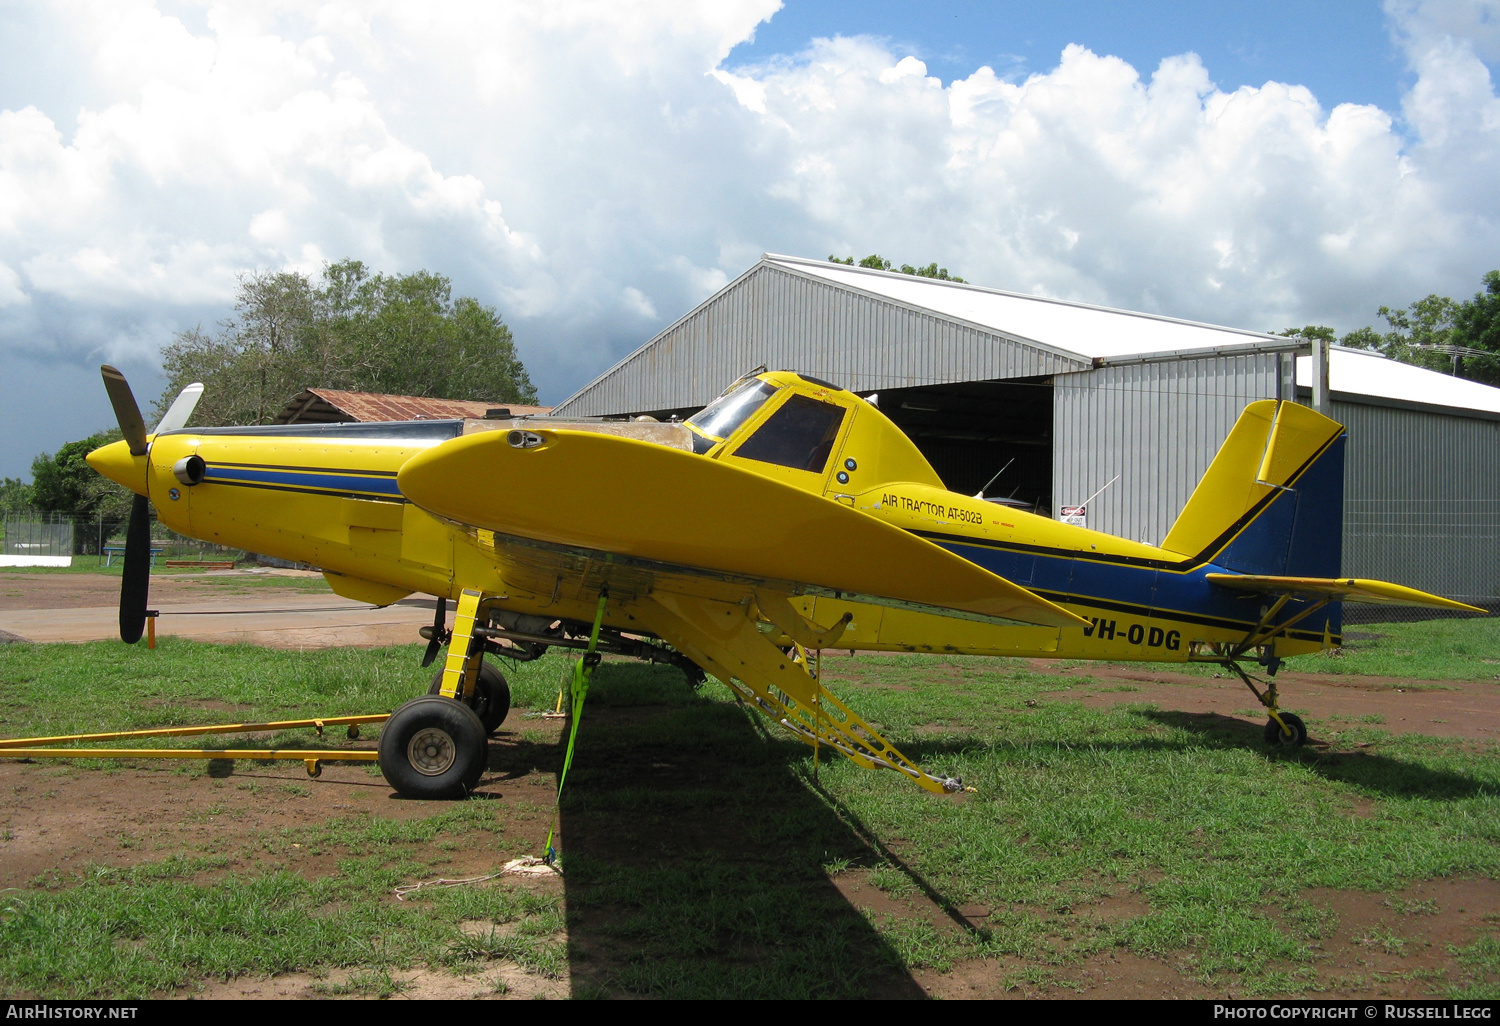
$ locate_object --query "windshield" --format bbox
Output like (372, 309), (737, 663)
(731, 394), (847, 474)
(686, 379), (777, 441)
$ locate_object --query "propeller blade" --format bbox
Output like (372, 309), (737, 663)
(101, 365), (149, 457)
(154, 382), (204, 434)
(120, 493), (151, 644)
(421, 596), (448, 668)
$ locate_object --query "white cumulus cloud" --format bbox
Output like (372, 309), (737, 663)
(1, 0), (1498, 477)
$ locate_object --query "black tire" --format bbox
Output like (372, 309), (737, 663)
(1264, 712), (1307, 748)
(378, 695), (488, 799)
(428, 662), (512, 735)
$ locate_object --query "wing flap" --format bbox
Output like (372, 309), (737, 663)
(398, 427), (1088, 629)
(1206, 573), (1486, 613)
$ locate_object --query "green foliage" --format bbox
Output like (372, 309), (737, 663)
(28, 431), (132, 544)
(1335, 325), (1386, 351)
(829, 254), (965, 283)
(1452, 269), (1500, 382)
(156, 260), (537, 426)
(0, 477), (34, 515)
(1317, 270), (1500, 386)
(1278, 325), (1336, 343)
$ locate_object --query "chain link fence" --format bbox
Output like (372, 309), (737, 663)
(1, 520), (74, 558)
(1, 512), (246, 567)
(1342, 499), (1499, 621)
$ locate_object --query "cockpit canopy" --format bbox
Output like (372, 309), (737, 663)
(685, 378), (776, 454)
(685, 370), (945, 494)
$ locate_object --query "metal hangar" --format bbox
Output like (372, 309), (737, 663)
(553, 254), (1500, 607)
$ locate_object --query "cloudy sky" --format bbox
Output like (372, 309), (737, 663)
(2, 0), (1498, 479)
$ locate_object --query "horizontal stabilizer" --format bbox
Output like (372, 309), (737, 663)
(1206, 574), (1486, 613)
(397, 427), (1088, 628)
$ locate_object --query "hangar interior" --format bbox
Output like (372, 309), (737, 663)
(875, 378), (1053, 509)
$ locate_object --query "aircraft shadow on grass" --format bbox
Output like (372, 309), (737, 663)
(876, 708), (1494, 804)
(851, 709), (1496, 803)
(482, 663), (956, 999)
(1137, 709), (1498, 800)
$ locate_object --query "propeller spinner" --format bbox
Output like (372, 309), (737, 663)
(87, 366), (203, 644)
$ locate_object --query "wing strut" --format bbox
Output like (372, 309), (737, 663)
(637, 591), (964, 794)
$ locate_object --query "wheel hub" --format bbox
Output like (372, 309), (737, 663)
(408, 727), (456, 776)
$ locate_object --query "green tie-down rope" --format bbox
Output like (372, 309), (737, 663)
(543, 588), (609, 866)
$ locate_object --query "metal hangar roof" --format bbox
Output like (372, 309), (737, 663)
(553, 254), (1302, 417)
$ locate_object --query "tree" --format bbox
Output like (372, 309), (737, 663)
(30, 430), (132, 553)
(156, 261), (538, 426)
(1278, 325), (1336, 344)
(1451, 270), (1500, 386)
(1324, 272), (1500, 385)
(828, 254), (966, 283)
(0, 477), (34, 516)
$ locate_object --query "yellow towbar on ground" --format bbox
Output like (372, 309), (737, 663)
(0, 713), (389, 778)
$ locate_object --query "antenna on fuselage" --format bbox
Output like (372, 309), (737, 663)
(973, 458), (1016, 499)
(1078, 474), (1121, 509)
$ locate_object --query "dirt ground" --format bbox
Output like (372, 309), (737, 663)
(1, 571), (1496, 999)
(0, 570), (433, 646)
(1023, 659), (1500, 741)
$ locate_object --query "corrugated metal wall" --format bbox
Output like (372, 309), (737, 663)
(553, 263), (1088, 416)
(1052, 354), (1283, 545)
(1339, 401), (1500, 603)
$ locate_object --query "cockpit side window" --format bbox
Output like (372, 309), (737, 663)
(686, 379), (777, 448)
(730, 394), (847, 474)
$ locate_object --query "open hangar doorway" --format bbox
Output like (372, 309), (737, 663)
(871, 377), (1054, 515)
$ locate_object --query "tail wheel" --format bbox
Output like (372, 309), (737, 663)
(1264, 712), (1307, 749)
(429, 662), (512, 735)
(378, 695), (487, 799)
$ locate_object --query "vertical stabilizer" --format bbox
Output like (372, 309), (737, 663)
(1161, 400), (1345, 577)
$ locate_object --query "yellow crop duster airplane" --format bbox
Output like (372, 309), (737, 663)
(86, 366), (1481, 799)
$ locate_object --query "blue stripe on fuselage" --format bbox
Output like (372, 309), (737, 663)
(203, 465), (404, 499)
(930, 537), (1319, 637)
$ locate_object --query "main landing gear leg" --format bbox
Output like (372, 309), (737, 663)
(425, 588), (511, 735)
(1225, 660), (1307, 749)
(379, 589), (493, 798)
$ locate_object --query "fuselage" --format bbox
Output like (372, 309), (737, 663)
(88, 372), (1337, 666)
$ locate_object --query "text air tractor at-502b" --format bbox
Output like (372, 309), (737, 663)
(81, 367), (1482, 798)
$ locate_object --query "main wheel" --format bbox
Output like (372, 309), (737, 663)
(428, 662), (512, 735)
(378, 695), (488, 799)
(1264, 712), (1307, 749)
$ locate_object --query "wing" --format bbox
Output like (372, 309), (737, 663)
(397, 426), (1087, 629)
(1206, 574), (1485, 613)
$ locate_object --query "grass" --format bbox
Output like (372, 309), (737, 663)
(0, 814), (565, 999)
(0, 559), (336, 594)
(0, 637), (559, 743)
(156, 572), (335, 592)
(0, 621), (1496, 997)
(1072, 615), (1500, 683)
